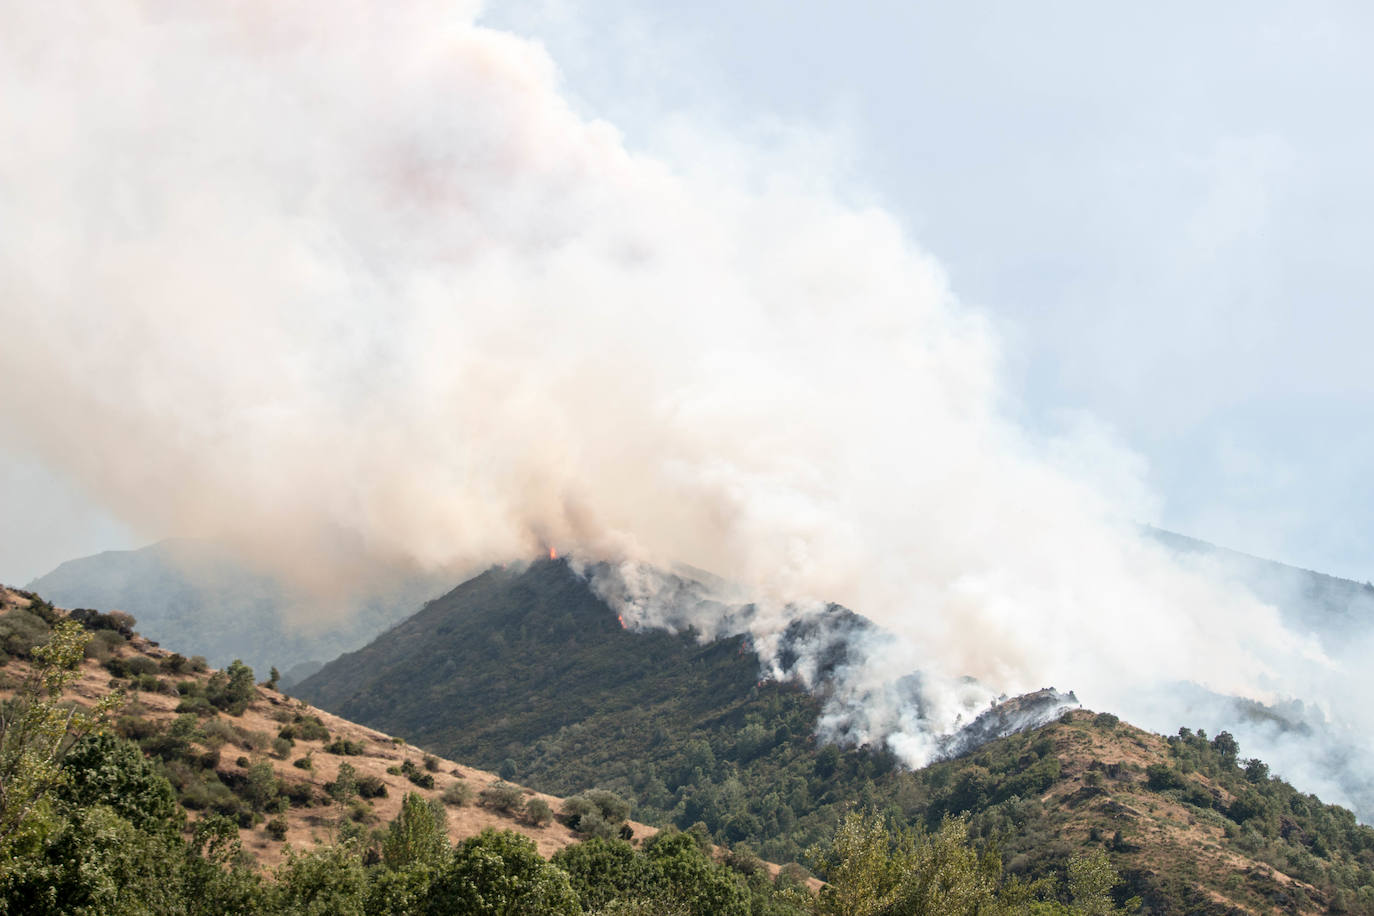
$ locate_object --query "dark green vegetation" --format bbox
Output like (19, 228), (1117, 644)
(26, 538), (446, 682)
(297, 559), (880, 862)
(297, 560), (1374, 913)
(4, 595), (1135, 914)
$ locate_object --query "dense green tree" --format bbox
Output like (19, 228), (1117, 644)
(0, 620), (122, 849)
(55, 732), (179, 833)
(272, 842), (369, 916)
(383, 792), (450, 871)
(206, 660), (256, 715)
(427, 828), (581, 915)
(642, 831), (750, 916)
(553, 837), (665, 910)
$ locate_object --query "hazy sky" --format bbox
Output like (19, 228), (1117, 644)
(2, 1), (1371, 586)
(478, 0), (1374, 582)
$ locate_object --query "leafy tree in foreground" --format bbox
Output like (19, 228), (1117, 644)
(427, 828), (581, 916)
(812, 809), (1136, 916)
(383, 791), (449, 871)
(0, 619), (122, 849)
(54, 732), (179, 833)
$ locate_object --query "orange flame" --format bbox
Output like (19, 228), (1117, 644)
(548, 546), (557, 560)
(617, 614), (625, 629)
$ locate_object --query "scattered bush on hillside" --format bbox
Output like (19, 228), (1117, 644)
(205, 660), (256, 715)
(356, 775), (388, 799)
(478, 782), (525, 816)
(159, 653), (190, 674)
(0, 609), (52, 660)
(280, 780), (320, 809)
(524, 797), (554, 826)
(175, 694), (216, 717)
(266, 816), (288, 841)
(441, 781), (472, 806)
(68, 607), (136, 638)
(85, 629), (126, 662)
(324, 738), (365, 755)
(400, 758), (435, 789)
(278, 713), (330, 743)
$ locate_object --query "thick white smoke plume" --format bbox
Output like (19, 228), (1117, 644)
(1, 1), (1369, 813)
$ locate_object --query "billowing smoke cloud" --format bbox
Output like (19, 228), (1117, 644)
(1, 1), (1369, 814)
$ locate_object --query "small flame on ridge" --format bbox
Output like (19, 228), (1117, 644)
(548, 546), (557, 560)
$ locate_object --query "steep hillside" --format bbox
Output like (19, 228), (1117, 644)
(293, 560), (1374, 913)
(296, 558), (917, 861)
(0, 585), (653, 867)
(27, 538), (447, 682)
(904, 710), (1374, 914)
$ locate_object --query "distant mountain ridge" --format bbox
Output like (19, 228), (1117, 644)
(26, 538), (447, 683)
(1144, 525), (1374, 637)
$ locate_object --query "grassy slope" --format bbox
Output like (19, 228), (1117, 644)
(0, 585), (655, 869)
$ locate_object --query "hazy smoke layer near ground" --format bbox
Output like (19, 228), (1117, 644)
(27, 538), (449, 680)
(0, 2), (1369, 815)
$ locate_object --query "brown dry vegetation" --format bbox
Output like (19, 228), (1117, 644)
(1019, 710), (1326, 914)
(0, 586), (656, 869)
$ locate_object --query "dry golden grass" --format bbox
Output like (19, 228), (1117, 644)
(0, 586), (657, 869)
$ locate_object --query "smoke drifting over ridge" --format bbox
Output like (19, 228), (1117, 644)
(1, 2), (1369, 812)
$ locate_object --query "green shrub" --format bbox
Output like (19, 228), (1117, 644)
(199, 717), (238, 747)
(1146, 763), (1184, 791)
(115, 714), (160, 741)
(126, 656), (159, 677)
(159, 652), (190, 674)
(0, 609), (51, 659)
(278, 714), (330, 742)
(562, 789), (632, 826)
(205, 660), (256, 715)
(442, 781), (473, 806)
(280, 781), (319, 808)
(323, 738), (365, 755)
(67, 607), (136, 637)
(85, 629), (126, 661)
(131, 673), (162, 693)
(524, 798), (554, 826)
(266, 817), (288, 841)
(478, 782), (525, 816)
(356, 775), (388, 799)
(175, 695), (216, 717)
(400, 759), (435, 789)
(238, 729), (274, 752)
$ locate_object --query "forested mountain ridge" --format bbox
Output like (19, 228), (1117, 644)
(295, 560), (1374, 913)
